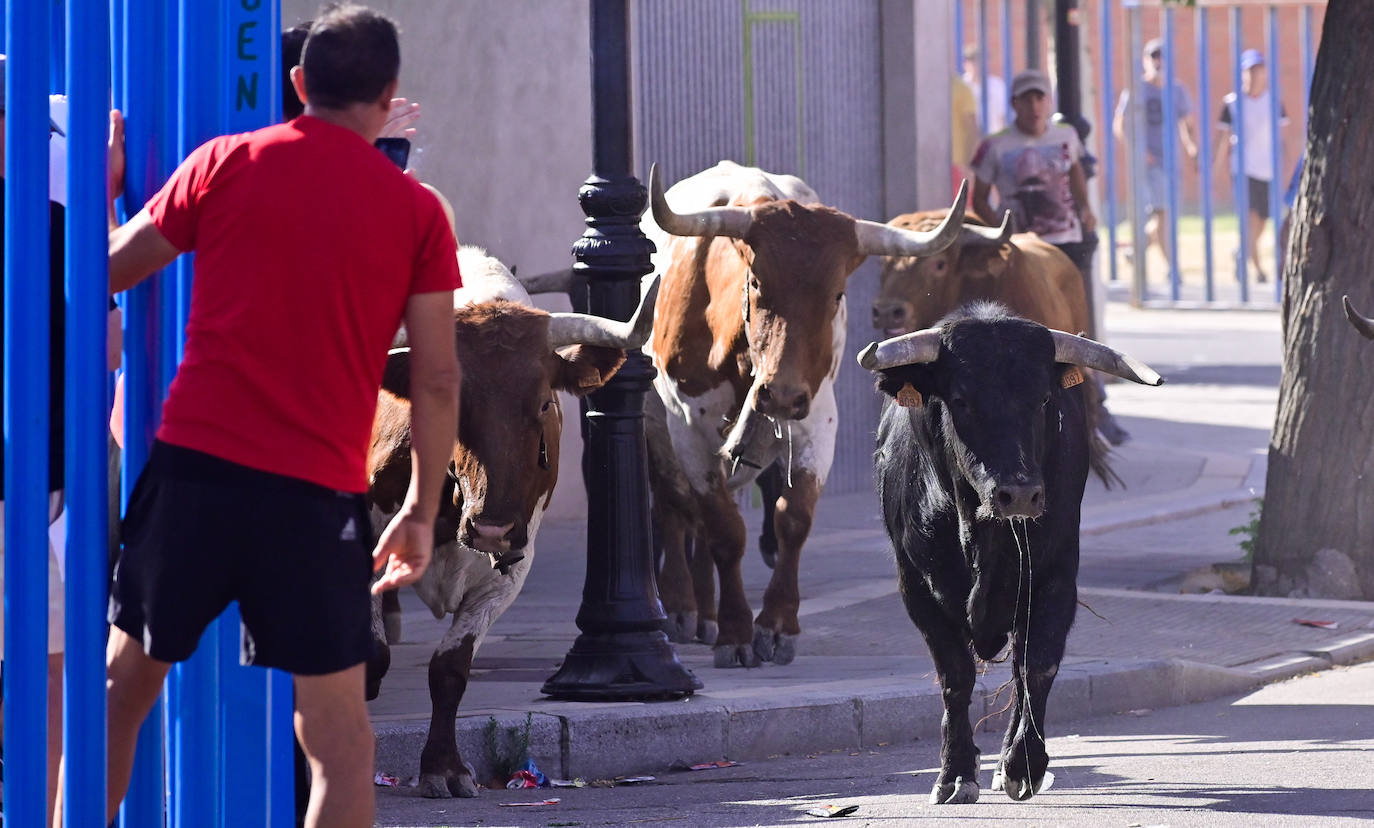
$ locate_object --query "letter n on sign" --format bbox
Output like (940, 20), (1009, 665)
(225, 0), (280, 130)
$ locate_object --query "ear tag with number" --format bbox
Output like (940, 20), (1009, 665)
(1061, 366), (1084, 389)
(896, 383), (923, 408)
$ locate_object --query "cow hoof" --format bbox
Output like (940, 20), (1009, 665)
(713, 643), (761, 668)
(665, 611), (697, 644)
(383, 611), (403, 645)
(697, 619), (719, 645)
(929, 777), (979, 804)
(752, 626), (775, 662)
(1001, 768), (1053, 801)
(416, 771), (479, 799)
(751, 627), (798, 665)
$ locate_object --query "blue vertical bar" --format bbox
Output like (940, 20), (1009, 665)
(220, 1), (291, 824)
(1197, 5), (1214, 302)
(1162, 6), (1180, 300)
(1000, 0), (1012, 94)
(1100, 0), (1117, 283)
(167, 2), (224, 826)
(50, 0), (65, 93)
(1125, 6), (1147, 304)
(954, 1), (965, 73)
(1266, 5), (1282, 300)
(118, 0), (170, 822)
(1301, 6), (1313, 120)
(977, 0), (990, 134)
(63, 0), (112, 822)
(1230, 5), (1248, 301)
(3, 0), (52, 822)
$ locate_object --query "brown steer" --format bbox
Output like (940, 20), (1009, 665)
(642, 161), (965, 667)
(366, 246), (657, 798)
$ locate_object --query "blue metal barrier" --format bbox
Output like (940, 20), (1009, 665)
(1266, 6), (1283, 297)
(1161, 6), (1181, 300)
(63, 0), (113, 824)
(3, 2), (53, 825)
(1100, 0), (1118, 284)
(1197, 6), (1216, 301)
(1229, 6), (1250, 301)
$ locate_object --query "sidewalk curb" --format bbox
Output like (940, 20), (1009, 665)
(372, 631), (1374, 790)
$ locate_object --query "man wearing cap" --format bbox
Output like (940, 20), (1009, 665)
(970, 69), (1097, 316)
(1217, 48), (1289, 283)
(1113, 37), (1200, 279)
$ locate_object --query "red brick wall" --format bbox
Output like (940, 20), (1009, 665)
(956, 0), (1325, 214)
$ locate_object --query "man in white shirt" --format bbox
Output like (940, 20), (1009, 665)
(1217, 49), (1289, 283)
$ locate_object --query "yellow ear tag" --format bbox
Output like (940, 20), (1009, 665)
(896, 383), (923, 408)
(1061, 366), (1084, 389)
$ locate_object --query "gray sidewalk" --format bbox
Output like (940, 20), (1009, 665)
(368, 303), (1374, 793)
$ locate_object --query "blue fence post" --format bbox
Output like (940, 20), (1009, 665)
(977, 0), (991, 134)
(217, 0), (292, 823)
(954, 1), (965, 74)
(1301, 5), (1314, 118)
(1197, 5), (1215, 302)
(1229, 5), (1249, 302)
(1125, 5), (1147, 304)
(1000, 0), (1013, 92)
(117, 0), (174, 822)
(2, 1), (53, 823)
(1162, 5), (1180, 301)
(62, 0), (113, 822)
(1100, 0), (1118, 284)
(1266, 5), (1282, 301)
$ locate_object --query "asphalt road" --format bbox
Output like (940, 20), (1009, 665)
(375, 659), (1374, 827)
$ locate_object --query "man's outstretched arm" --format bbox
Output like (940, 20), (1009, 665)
(108, 207), (180, 294)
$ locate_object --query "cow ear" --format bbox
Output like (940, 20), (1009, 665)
(553, 345), (627, 397)
(874, 364), (934, 403)
(983, 245), (1012, 276)
(381, 348), (411, 399)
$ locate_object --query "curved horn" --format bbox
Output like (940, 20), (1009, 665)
(957, 210), (1014, 247)
(857, 327), (944, 371)
(546, 274), (661, 349)
(1051, 331), (1164, 386)
(855, 179), (967, 257)
(1343, 295), (1374, 340)
(649, 163), (753, 239)
(518, 267), (577, 295)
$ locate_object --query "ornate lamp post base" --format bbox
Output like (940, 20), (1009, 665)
(542, 630), (700, 701)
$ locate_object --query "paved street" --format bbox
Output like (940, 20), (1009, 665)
(375, 660), (1374, 827)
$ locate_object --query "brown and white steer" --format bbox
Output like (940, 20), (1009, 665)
(366, 245), (658, 798)
(642, 161), (966, 668)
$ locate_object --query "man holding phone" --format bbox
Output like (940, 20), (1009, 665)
(88, 5), (461, 826)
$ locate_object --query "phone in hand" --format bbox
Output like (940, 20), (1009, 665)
(375, 137), (411, 171)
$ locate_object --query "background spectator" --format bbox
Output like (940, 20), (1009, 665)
(1217, 49), (1289, 283)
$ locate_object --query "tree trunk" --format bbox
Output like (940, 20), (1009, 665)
(1253, 0), (1374, 600)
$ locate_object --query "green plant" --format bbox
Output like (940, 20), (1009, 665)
(1228, 499), (1263, 561)
(483, 712), (534, 783)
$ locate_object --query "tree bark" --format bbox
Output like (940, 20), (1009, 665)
(1253, 0), (1374, 599)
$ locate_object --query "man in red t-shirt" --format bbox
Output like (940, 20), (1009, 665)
(98, 7), (460, 826)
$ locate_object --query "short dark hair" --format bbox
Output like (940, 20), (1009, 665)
(300, 4), (400, 110)
(281, 22), (311, 120)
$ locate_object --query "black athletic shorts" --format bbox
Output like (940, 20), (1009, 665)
(109, 440), (374, 675)
(1247, 177), (1272, 220)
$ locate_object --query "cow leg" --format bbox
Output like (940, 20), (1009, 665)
(699, 485), (756, 667)
(755, 462), (783, 569)
(687, 530), (719, 644)
(898, 567), (981, 804)
(996, 572), (1076, 802)
(752, 469), (819, 665)
(382, 589), (403, 645)
(655, 507), (698, 644)
(416, 622), (480, 799)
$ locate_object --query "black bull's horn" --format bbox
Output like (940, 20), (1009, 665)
(545, 275), (660, 349)
(1343, 295), (1374, 340)
(857, 327), (1164, 387)
(648, 163), (969, 259)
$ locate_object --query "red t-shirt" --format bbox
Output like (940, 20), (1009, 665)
(146, 116), (460, 492)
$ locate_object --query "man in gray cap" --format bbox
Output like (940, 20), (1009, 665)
(1218, 48), (1289, 283)
(1113, 37), (1199, 280)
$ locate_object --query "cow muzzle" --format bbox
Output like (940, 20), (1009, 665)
(753, 382), (811, 420)
(990, 476), (1046, 520)
(463, 519), (525, 574)
(871, 299), (915, 336)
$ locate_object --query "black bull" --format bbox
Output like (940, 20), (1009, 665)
(862, 304), (1162, 804)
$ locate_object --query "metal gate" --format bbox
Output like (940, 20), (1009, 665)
(633, 0), (886, 495)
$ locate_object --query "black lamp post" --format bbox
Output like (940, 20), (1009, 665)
(541, 0), (701, 701)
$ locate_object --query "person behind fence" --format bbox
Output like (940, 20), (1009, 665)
(1113, 37), (1200, 281)
(1216, 48), (1289, 284)
(962, 44), (1007, 135)
(970, 68), (1131, 446)
(0, 54), (125, 826)
(87, 6), (461, 827)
